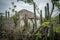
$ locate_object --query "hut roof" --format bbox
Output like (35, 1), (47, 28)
(18, 9), (39, 19)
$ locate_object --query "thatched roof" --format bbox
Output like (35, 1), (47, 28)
(18, 9), (39, 19)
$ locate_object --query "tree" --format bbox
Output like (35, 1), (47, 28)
(51, 0), (60, 17)
(52, 0), (60, 10)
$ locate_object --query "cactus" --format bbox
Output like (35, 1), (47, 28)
(7, 11), (10, 25)
(47, 3), (50, 20)
(8, 11), (10, 20)
(0, 13), (1, 23)
(0, 13), (1, 24)
(0, 13), (2, 27)
(33, 2), (37, 30)
(33, 22), (34, 32)
(5, 11), (8, 21)
(49, 24), (54, 40)
(40, 10), (43, 25)
(45, 6), (48, 21)
(13, 11), (19, 27)
(59, 13), (60, 24)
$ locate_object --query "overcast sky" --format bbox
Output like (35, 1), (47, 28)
(0, 0), (59, 17)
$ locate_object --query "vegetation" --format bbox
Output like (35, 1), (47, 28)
(0, 0), (60, 40)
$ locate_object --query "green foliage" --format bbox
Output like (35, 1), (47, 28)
(55, 24), (60, 33)
(51, 0), (60, 10)
(42, 22), (50, 27)
(36, 31), (42, 38)
(55, 2), (60, 10)
(13, 11), (19, 27)
(51, 14), (59, 22)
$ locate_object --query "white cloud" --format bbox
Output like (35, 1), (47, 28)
(0, 0), (59, 17)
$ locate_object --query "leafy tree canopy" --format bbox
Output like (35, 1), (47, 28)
(52, 0), (60, 10)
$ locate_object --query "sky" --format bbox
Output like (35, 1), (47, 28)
(0, 0), (59, 17)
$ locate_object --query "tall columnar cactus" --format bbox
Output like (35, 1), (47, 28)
(0, 13), (1, 23)
(7, 11), (10, 25)
(0, 13), (2, 27)
(40, 10), (43, 25)
(33, 2), (37, 29)
(59, 13), (60, 24)
(0, 13), (3, 39)
(8, 11), (10, 20)
(5, 11), (8, 21)
(45, 6), (48, 21)
(47, 3), (50, 20)
(49, 24), (54, 40)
